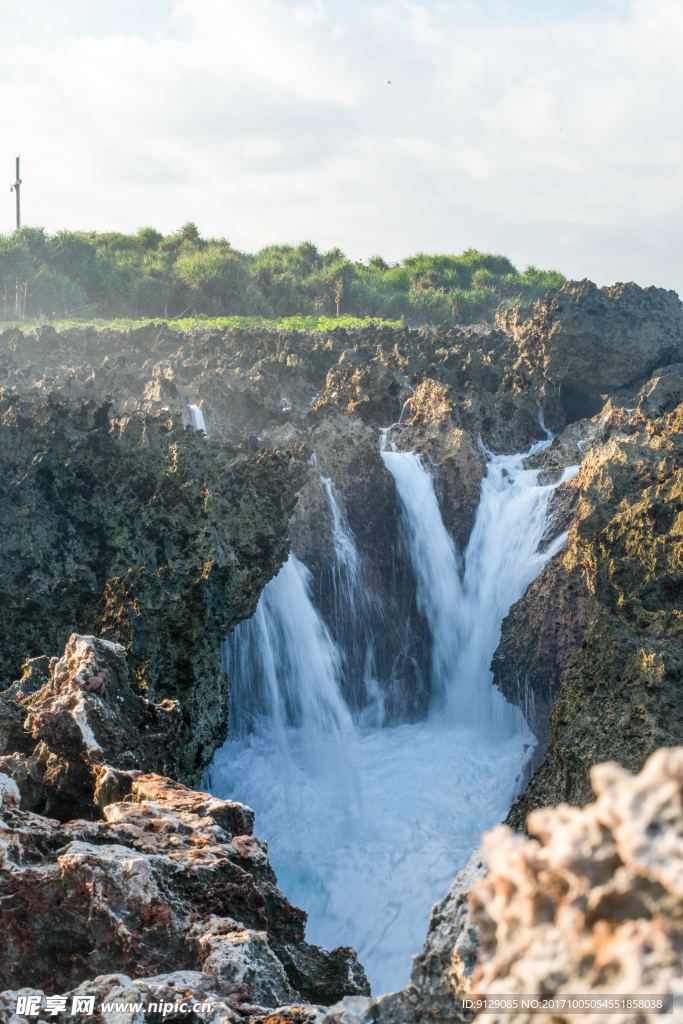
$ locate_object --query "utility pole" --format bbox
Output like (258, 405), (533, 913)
(11, 157), (22, 315)
(10, 157), (21, 230)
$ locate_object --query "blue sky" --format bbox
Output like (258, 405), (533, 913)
(1, 0), (681, 293)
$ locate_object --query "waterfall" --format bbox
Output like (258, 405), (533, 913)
(454, 446), (574, 721)
(218, 553), (358, 809)
(319, 474), (385, 724)
(380, 451), (464, 709)
(207, 429), (576, 997)
(188, 404), (207, 434)
(320, 474), (363, 599)
(381, 432), (573, 726)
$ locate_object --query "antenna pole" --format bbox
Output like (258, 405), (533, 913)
(10, 157), (21, 230)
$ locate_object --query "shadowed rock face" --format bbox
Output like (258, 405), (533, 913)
(0, 635), (369, 1007)
(0, 395), (305, 784)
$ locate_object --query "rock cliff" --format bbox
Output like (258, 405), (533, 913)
(0, 393), (304, 784)
(2, 277), (683, 1011)
(0, 317), (562, 730)
(3, 284), (683, 809)
(498, 365), (683, 822)
(0, 635), (368, 1010)
(499, 279), (683, 391)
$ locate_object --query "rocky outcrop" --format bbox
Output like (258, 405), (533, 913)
(8, 733), (683, 1022)
(491, 553), (597, 777)
(0, 635), (369, 1008)
(0, 394), (305, 783)
(491, 360), (683, 821)
(0, 319), (564, 728)
(0, 634), (181, 820)
(469, 747), (683, 1021)
(3, 279), (683, 1017)
(500, 279), (683, 391)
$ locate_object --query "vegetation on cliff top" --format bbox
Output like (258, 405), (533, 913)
(0, 222), (564, 326)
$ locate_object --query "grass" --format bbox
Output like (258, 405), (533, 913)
(0, 314), (406, 334)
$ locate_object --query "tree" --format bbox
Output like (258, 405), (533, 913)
(325, 260), (356, 316)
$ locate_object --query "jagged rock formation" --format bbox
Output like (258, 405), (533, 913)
(469, 748), (683, 1021)
(0, 393), (305, 783)
(0, 318), (564, 725)
(7, 734), (683, 1023)
(0, 634), (181, 821)
(2, 280), (683, 1014)
(0, 635), (368, 1010)
(497, 365), (683, 822)
(499, 279), (683, 391)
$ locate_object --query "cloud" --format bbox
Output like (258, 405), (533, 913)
(0, 0), (682, 291)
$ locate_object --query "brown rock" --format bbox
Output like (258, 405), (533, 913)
(508, 279), (683, 391)
(469, 748), (683, 1024)
(0, 634), (182, 820)
(0, 636), (369, 1007)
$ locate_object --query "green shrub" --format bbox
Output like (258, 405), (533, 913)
(0, 224), (565, 326)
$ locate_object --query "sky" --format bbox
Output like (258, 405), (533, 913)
(0, 0), (681, 292)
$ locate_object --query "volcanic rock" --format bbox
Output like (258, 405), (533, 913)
(0, 393), (305, 784)
(0, 319), (562, 733)
(495, 366), (683, 819)
(469, 748), (683, 1023)
(501, 279), (683, 391)
(0, 635), (369, 1008)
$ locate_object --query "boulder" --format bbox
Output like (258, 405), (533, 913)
(504, 280), (683, 391)
(470, 748), (683, 1022)
(0, 636), (370, 1005)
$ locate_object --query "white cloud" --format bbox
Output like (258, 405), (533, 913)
(1, 0), (682, 292)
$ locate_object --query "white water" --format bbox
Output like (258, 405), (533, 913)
(319, 474), (386, 724)
(208, 427), (576, 996)
(188, 404), (207, 434)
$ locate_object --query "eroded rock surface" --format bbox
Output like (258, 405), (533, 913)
(0, 633), (181, 820)
(500, 279), (683, 390)
(2, 281), (683, 1019)
(0, 636), (369, 1011)
(4, 286), (682, 745)
(470, 748), (683, 1023)
(0, 394), (304, 783)
(0, 318), (564, 730)
(498, 369), (683, 821)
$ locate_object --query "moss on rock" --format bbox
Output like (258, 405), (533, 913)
(506, 411), (683, 827)
(0, 394), (305, 783)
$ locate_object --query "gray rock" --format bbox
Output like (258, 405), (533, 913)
(503, 279), (683, 391)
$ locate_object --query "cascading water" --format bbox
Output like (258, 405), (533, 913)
(207, 424), (577, 996)
(188, 404), (207, 434)
(381, 428), (574, 724)
(319, 473), (386, 724)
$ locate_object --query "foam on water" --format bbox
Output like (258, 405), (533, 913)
(211, 717), (526, 991)
(207, 420), (575, 996)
